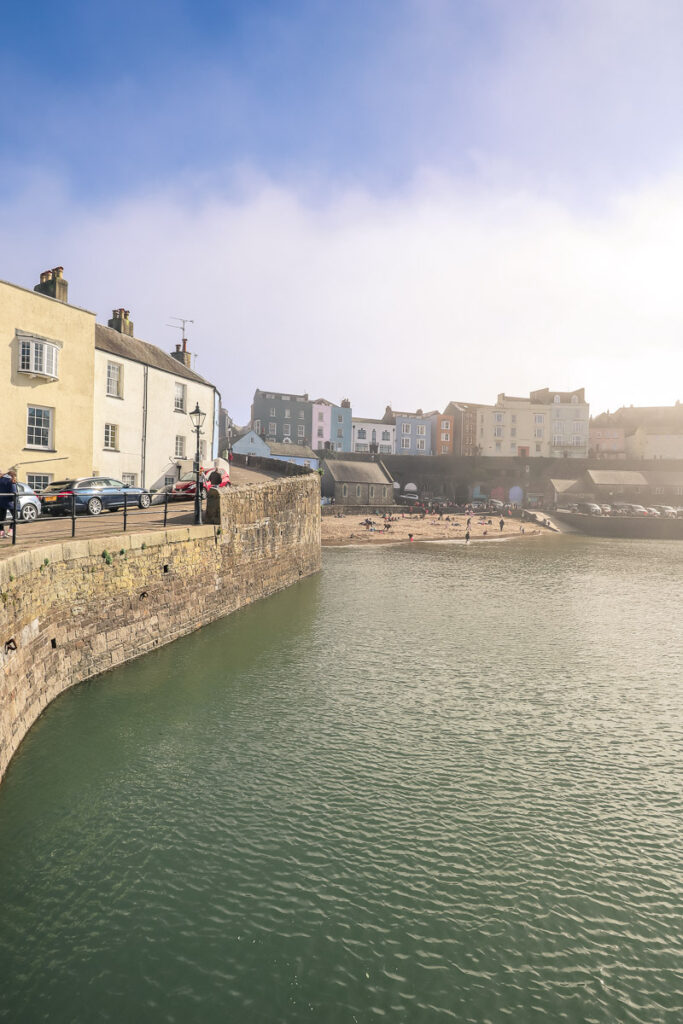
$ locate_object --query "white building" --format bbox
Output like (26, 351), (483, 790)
(478, 388), (589, 458)
(93, 311), (219, 489)
(351, 417), (395, 454)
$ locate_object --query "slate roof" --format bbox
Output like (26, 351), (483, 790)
(323, 460), (393, 484)
(587, 470), (649, 486)
(550, 478), (579, 493)
(592, 404), (683, 432)
(267, 442), (318, 459)
(96, 324), (213, 386)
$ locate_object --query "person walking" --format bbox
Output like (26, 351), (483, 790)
(499, 517), (505, 532)
(0, 468), (17, 538)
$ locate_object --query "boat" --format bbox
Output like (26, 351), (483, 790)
(551, 510), (683, 539)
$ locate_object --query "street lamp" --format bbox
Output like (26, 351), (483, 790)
(189, 402), (206, 524)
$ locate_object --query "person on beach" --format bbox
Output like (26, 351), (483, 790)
(465, 529), (470, 544)
(499, 517), (505, 532)
(466, 516), (471, 529)
(0, 469), (17, 538)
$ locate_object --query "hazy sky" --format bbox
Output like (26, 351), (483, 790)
(3, 0), (683, 423)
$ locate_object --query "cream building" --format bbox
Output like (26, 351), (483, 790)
(93, 312), (219, 490)
(0, 269), (96, 489)
(478, 388), (589, 458)
(2, 268), (220, 491)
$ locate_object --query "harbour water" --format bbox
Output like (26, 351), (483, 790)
(1, 536), (683, 1022)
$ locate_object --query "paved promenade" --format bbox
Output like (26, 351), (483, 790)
(0, 465), (282, 561)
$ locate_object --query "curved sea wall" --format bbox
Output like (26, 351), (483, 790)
(0, 475), (321, 783)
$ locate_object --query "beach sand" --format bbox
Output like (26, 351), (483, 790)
(321, 511), (548, 546)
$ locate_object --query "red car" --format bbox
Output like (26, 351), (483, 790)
(172, 467), (230, 499)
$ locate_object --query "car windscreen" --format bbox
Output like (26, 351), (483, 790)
(42, 481), (76, 492)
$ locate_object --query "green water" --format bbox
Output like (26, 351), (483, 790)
(1, 536), (683, 1023)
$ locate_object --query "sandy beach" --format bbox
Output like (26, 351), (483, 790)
(321, 510), (549, 546)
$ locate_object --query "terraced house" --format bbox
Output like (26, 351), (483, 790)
(478, 388), (589, 458)
(251, 389), (312, 447)
(2, 267), (220, 491)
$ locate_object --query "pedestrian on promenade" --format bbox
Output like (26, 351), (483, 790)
(0, 468), (17, 538)
(499, 517), (505, 532)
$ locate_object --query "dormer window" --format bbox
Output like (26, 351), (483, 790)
(18, 333), (60, 380)
(553, 394), (561, 404)
(571, 395), (579, 404)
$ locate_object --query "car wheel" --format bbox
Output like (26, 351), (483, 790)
(21, 503), (38, 521)
(139, 493), (151, 509)
(87, 497), (103, 516)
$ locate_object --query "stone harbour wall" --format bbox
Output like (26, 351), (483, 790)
(0, 474), (321, 783)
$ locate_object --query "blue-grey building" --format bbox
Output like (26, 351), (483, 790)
(384, 407), (434, 455)
(251, 389), (312, 447)
(331, 400), (352, 451)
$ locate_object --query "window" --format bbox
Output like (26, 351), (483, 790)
(106, 361), (122, 397)
(381, 430), (390, 441)
(402, 423), (411, 434)
(534, 428), (543, 439)
(164, 475), (175, 487)
(268, 421), (276, 435)
(441, 420), (449, 429)
(553, 435), (564, 446)
(317, 427), (324, 438)
(495, 441), (502, 452)
(357, 428), (367, 439)
(554, 395), (561, 403)
(299, 425), (306, 437)
(379, 444), (392, 453)
(174, 383), (186, 412)
(356, 485), (361, 498)
(342, 484), (348, 498)
(253, 419), (261, 434)
(511, 414), (517, 423)
(355, 443), (369, 452)
(495, 413), (503, 423)
(283, 423), (291, 436)
(535, 443), (541, 452)
(572, 436), (582, 446)
(19, 336), (60, 379)
(27, 473), (52, 491)
(510, 442), (516, 450)
(281, 395), (290, 401)
(299, 410), (305, 419)
(270, 407), (276, 416)
(441, 431), (450, 441)
(369, 486), (375, 499)
(26, 406), (53, 448)
(416, 425), (426, 436)
(534, 414), (545, 424)
(337, 429), (343, 438)
(284, 408), (291, 419)
(122, 473), (137, 486)
(318, 412), (324, 421)
(175, 435), (186, 458)
(511, 428), (516, 437)
(416, 439), (426, 450)
(266, 393), (275, 399)
(441, 446), (449, 454)
(401, 437), (410, 449)
(494, 426), (503, 438)
(573, 421), (584, 433)
(104, 423), (119, 450)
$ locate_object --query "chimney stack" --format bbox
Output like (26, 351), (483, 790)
(170, 335), (192, 369)
(34, 266), (68, 303)
(108, 308), (134, 337)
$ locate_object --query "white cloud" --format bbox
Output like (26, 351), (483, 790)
(3, 168), (683, 423)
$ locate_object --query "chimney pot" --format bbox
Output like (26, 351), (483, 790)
(35, 266), (68, 302)
(176, 344), (181, 351)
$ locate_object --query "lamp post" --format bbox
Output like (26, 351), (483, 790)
(189, 402), (206, 525)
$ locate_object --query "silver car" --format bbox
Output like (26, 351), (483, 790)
(15, 482), (42, 521)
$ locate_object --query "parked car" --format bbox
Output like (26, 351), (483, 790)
(40, 477), (151, 516)
(653, 505), (677, 518)
(600, 504), (612, 515)
(172, 465), (231, 500)
(645, 507), (661, 517)
(577, 502), (603, 516)
(9, 482), (42, 521)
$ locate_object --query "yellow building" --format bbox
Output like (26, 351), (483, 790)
(0, 269), (96, 488)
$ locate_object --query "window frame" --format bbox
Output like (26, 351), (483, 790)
(106, 361), (123, 398)
(26, 405), (53, 449)
(104, 423), (119, 450)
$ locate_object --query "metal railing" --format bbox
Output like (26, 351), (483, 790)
(3, 490), (193, 547)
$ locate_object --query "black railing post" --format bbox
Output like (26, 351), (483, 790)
(123, 492), (128, 532)
(71, 492), (76, 537)
(11, 494), (17, 546)
(164, 490), (168, 527)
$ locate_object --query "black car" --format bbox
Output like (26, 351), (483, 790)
(40, 477), (151, 516)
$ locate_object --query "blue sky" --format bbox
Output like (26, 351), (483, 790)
(3, 1), (683, 421)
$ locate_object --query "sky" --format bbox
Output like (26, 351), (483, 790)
(3, 0), (683, 423)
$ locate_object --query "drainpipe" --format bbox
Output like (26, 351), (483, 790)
(141, 365), (148, 488)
